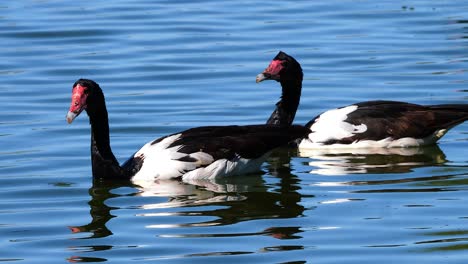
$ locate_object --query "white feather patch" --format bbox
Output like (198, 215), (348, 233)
(308, 105), (367, 143)
(301, 105), (451, 149)
(182, 153), (270, 182)
(130, 134), (270, 184)
(131, 134), (215, 183)
(299, 129), (447, 149)
(189, 151), (214, 166)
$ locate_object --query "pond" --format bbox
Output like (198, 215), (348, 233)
(0, 0), (467, 263)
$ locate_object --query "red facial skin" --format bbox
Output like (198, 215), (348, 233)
(256, 59), (285, 83)
(69, 84), (88, 113)
(67, 84), (88, 124)
(264, 59), (284, 78)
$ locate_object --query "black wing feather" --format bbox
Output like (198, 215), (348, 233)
(345, 101), (468, 141)
(168, 124), (310, 160)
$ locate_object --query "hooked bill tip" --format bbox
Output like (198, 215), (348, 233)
(256, 73), (267, 83)
(66, 111), (77, 124)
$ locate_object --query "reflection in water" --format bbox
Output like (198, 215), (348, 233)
(299, 145), (447, 175)
(137, 153), (305, 227)
(68, 153), (305, 261)
(69, 179), (126, 239)
(416, 229), (468, 252)
(67, 145), (462, 261)
(67, 179), (128, 263)
(453, 19), (468, 40)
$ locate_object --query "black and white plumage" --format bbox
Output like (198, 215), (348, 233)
(66, 79), (310, 181)
(257, 51), (468, 148)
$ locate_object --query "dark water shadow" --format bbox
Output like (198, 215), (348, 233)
(68, 179), (128, 239)
(67, 179), (130, 262)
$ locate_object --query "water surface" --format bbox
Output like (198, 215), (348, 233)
(0, 0), (467, 263)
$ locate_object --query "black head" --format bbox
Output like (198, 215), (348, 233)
(256, 51), (303, 83)
(66, 79), (104, 124)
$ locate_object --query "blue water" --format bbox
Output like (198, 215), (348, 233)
(1, 0), (468, 263)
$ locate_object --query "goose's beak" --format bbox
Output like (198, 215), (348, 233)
(256, 73), (269, 83)
(66, 111), (78, 124)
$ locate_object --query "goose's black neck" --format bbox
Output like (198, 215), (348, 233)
(267, 78), (302, 127)
(87, 94), (131, 180)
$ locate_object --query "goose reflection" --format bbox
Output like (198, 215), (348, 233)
(69, 151), (305, 241)
(136, 162), (305, 226)
(299, 145), (447, 175)
(68, 178), (253, 239)
(68, 179), (124, 239)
